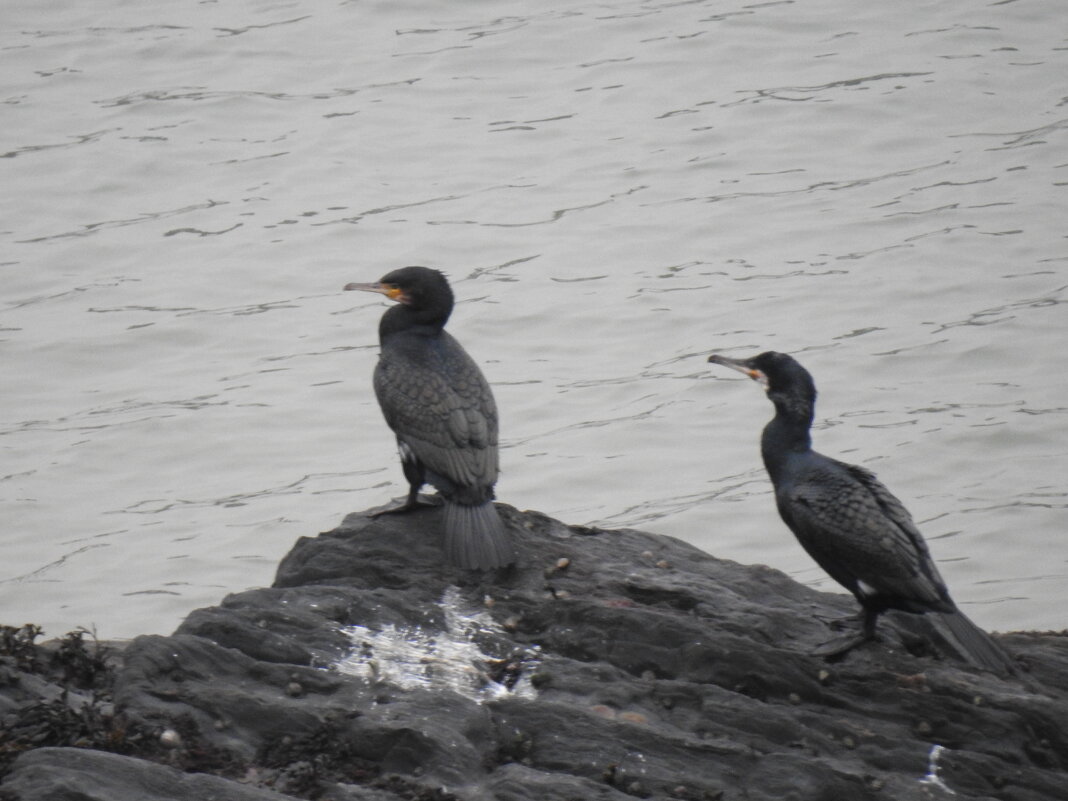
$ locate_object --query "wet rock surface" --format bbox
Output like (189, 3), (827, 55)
(2, 502), (1067, 800)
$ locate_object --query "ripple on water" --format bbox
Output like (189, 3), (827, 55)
(2, 0), (1065, 638)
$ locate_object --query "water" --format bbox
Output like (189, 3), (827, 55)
(335, 587), (539, 702)
(2, 0), (1065, 640)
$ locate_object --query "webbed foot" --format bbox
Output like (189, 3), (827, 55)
(811, 631), (874, 659)
(370, 496), (440, 518)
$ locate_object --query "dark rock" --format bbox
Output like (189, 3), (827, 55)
(1, 747), (301, 801)
(2, 502), (1067, 801)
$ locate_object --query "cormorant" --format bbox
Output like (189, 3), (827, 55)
(707, 350), (1013, 674)
(344, 266), (515, 570)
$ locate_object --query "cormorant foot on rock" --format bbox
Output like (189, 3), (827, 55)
(708, 350), (1014, 675)
(345, 267), (516, 571)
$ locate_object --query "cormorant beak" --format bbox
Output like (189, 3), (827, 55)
(707, 354), (769, 389)
(343, 282), (407, 303)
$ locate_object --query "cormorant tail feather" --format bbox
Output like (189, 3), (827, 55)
(929, 609), (1015, 677)
(442, 501), (515, 571)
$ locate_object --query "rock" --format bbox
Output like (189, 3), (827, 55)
(2, 747), (301, 801)
(2, 502), (1067, 800)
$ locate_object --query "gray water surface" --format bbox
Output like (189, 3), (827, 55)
(2, 0), (1066, 639)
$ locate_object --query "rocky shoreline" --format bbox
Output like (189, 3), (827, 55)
(2, 502), (1066, 800)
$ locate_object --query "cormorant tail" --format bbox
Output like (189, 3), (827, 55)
(442, 501), (516, 570)
(929, 610), (1015, 677)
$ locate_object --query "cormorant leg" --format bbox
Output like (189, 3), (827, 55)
(861, 607), (879, 641)
(371, 455), (437, 517)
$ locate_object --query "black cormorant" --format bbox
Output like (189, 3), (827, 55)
(345, 266), (515, 570)
(707, 350), (1013, 674)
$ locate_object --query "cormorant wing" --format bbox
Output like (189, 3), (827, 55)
(841, 460), (952, 593)
(373, 334), (498, 489)
(780, 456), (949, 608)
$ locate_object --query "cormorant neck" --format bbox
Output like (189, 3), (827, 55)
(760, 390), (814, 480)
(378, 301), (451, 342)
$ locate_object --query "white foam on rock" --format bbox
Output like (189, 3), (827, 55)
(333, 586), (539, 703)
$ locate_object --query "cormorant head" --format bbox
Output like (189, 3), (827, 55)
(344, 266), (455, 324)
(707, 351), (817, 407)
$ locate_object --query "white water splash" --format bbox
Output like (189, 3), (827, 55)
(918, 744), (955, 795)
(333, 587), (539, 703)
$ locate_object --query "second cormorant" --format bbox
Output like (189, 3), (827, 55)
(707, 350), (1013, 675)
(345, 267), (515, 570)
